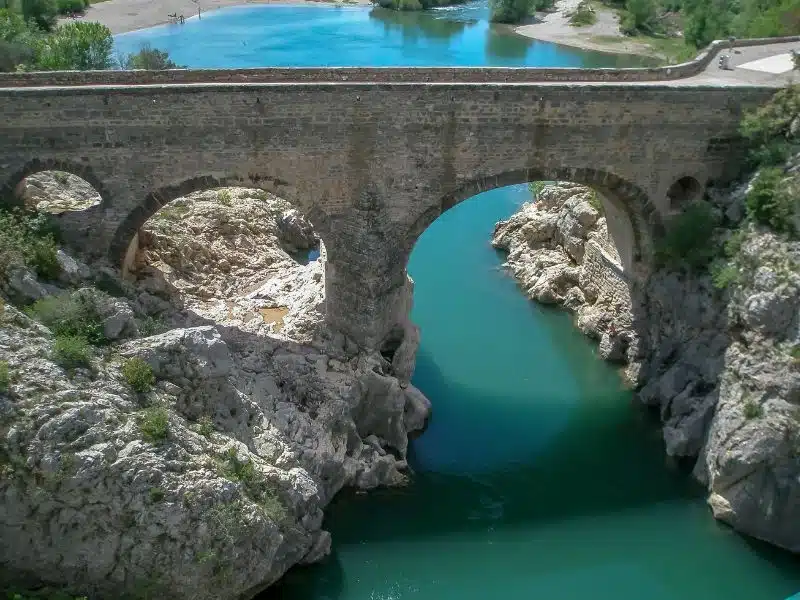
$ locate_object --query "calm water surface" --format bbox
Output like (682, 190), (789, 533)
(117, 8), (800, 599)
(114, 2), (651, 67)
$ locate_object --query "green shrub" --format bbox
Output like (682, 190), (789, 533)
(490, 0), (533, 23)
(745, 168), (798, 236)
(743, 399), (764, 420)
(122, 357), (155, 393)
(587, 188), (603, 213)
(0, 360), (9, 392)
(120, 43), (181, 69)
(52, 334), (91, 370)
(197, 415), (214, 437)
(259, 491), (288, 523)
(28, 290), (107, 345)
(56, 0), (87, 14)
(655, 201), (718, 270)
(139, 405), (169, 442)
(0, 206), (60, 281)
(217, 189), (232, 206)
(711, 261), (739, 289)
(149, 486), (165, 502)
(741, 85), (800, 168)
(791, 344), (800, 363)
(137, 315), (167, 337)
(528, 181), (547, 198)
(34, 21), (114, 71)
(568, 1), (597, 25)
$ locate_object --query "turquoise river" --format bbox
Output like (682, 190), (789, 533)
(116, 5), (800, 599)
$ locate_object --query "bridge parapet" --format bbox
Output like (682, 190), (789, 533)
(0, 36), (798, 88)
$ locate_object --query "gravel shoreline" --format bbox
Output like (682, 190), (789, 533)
(82, 0), (370, 35)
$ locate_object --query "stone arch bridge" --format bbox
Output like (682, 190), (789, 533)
(0, 65), (782, 350)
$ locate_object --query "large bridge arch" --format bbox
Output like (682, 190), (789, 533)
(401, 166), (663, 276)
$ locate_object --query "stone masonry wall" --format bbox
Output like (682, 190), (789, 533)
(0, 81), (776, 348)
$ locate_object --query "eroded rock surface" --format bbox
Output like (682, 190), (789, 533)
(493, 180), (800, 553)
(0, 185), (430, 598)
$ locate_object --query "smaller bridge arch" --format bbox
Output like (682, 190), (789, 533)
(108, 173), (333, 272)
(0, 158), (112, 208)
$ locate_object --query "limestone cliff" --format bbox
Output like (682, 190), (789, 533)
(493, 179), (800, 553)
(0, 179), (431, 599)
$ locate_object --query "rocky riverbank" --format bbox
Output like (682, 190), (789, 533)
(493, 178), (800, 552)
(0, 176), (430, 598)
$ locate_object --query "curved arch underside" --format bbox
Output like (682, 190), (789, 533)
(405, 166), (663, 269)
(107, 173), (326, 267)
(0, 158), (112, 207)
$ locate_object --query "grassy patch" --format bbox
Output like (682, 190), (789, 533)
(122, 357), (155, 393)
(743, 399), (764, 420)
(52, 334), (91, 370)
(215, 448), (288, 523)
(632, 35), (697, 63)
(0, 361), (8, 393)
(28, 290), (108, 345)
(157, 203), (191, 222)
(139, 405), (169, 443)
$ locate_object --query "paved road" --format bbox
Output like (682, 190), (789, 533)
(687, 41), (800, 86)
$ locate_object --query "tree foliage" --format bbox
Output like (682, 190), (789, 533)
(120, 43), (182, 69)
(35, 21), (112, 70)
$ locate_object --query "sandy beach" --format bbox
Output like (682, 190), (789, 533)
(82, 0), (369, 34)
(513, 0), (654, 56)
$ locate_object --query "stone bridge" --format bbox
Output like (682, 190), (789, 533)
(0, 62), (785, 350)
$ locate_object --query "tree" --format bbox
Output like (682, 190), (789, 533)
(683, 0), (732, 47)
(20, 0), (57, 31)
(35, 21), (112, 70)
(623, 0), (657, 32)
(0, 8), (38, 71)
(490, 0), (532, 23)
(120, 43), (181, 70)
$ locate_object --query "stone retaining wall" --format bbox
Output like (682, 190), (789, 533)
(582, 240), (631, 312)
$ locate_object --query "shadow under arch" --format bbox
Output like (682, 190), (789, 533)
(401, 166), (664, 273)
(108, 173), (332, 269)
(0, 158), (112, 208)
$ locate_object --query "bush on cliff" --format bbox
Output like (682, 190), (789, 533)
(376, 0), (466, 9)
(0, 206), (60, 280)
(28, 290), (108, 345)
(655, 200), (718, 270)
(745, 167), (799, 236)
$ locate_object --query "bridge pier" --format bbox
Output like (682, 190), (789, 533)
(323, 227), (413, 351)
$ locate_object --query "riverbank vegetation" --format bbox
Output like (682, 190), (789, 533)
(0, 7), (179, 71)
(375, 0), (466, 10)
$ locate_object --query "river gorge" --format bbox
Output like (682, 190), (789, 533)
(1, 2), (799, 599)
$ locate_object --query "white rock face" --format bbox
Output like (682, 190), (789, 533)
(0, 185), (431, 598)
(20, 171), (102, 213)
(494, 179), (800, 553)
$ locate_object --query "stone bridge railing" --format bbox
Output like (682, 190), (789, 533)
(0, 36), (798, 88)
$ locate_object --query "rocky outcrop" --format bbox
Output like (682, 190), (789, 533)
(492, 183), (637, 367)
(493, 180), (800, 553)
(19, 171), (101, 213)
(0, 184), (430, 598)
